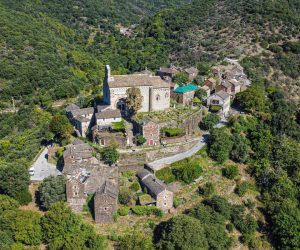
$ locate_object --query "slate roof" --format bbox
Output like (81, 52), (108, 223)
(65, 104), (80, 112)
(185, 67), (198, 75)
(96, 109), (121, 119)
(174, 84), (198, 93)
(70, 107), (94, 117)
(108, 74), (170, 88)
(72, 138), (85, 145)
(158, 67), (178, 74)
(228, 79), (241, 86)
(215, 90), (231, 100)
(96, 105), (110, 112)
(137, 169), (170, 196)
(221, 81), (232, 89)
(64, 142), (93, 159)
(96, 180), (118, 199)
(73, 116), (90, 123)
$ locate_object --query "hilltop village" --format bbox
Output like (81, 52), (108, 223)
(56, 58), (251, 223)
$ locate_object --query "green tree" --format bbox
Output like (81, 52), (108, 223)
(0, 163), (30, 203)
(49, 115), (73, 141)
(236, 86), (266, 113)
(200, 113), (220, 130)
(38, 176), (66, 210)
(199, 182), (215, 197)
(173, 72), (189, 85)
(0, 195), (19, 212)
(125, 87), (143, 115)
(154, 215), (208, 250)
(101, 146), (120, 165)
(230, 134), (250, 163)
(41, 202), (105, 249)
(207, 129), (233, 163)
(173, 160), (202, 184)
(135, 134), (146, 145)
(222, 165), (239, 180)
(12, 210), (42, 245)
(117, 231), (154, 250)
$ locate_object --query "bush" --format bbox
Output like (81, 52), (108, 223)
(135, 134), (146, 145)
(161, 127), (184, 137)
(130, 182), (140, 192)
(118, 189), (133, 205)
(101, 146), (120, 165)
(111, 120), (125, 132)
(173, 159), (202, 184)
(173, 197), (186, 208)
(13, 189), (32, 205)
(226, 223), (234, 232)
(209, 105), (222, 113)
(118, 207), (130, 216)
(199, 182), (215, 197)
(222, 165), (239, 180)
(235, 182), (249, 197)
(204, 196), (232, 220)
(132, 206), (163, 217)
(156, 167), (175, 184)
(200, 113), (220, 130)
(244, 199), (256, 209)
(38, 175), (66, 210)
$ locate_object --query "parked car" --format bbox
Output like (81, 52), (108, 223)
(28, 167), (35, 176)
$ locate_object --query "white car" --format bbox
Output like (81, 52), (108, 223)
(28, 167), (35, 176)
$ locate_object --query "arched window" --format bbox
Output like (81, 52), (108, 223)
(156, 94), (160, 101)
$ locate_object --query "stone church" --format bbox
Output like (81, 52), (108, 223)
(103, 65), (170, 113)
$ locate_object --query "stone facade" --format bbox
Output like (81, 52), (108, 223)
(94, 180), (118, 223)
(66, 174), (87, 212)
(92, 126), (127, 148)
(103, 65), (170, 113)
(134, 117), (160, 146)
(207, 90), (231, 116)
(137, 169), (173, 212)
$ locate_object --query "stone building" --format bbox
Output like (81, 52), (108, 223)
(95, 109), (122, 126)
(92, 125), (127, 147)
(185, 67), (198, 81)
(134, 117), (160, 146)
(94, 180), (118, 223)
(204, 78), (217, 91)
(103, 65), (170, 113)
(173, 84), (198, 105)
(137, 169), (173, 212)
(156, 67), (178, 81)
(207, 90), (231, 116)
(65, 105), (94, 137)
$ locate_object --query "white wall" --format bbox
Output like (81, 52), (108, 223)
(96, 117), (122, 126)
(150, 88), (170, 111)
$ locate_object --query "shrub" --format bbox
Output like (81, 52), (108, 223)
(156, 167), (175, 184)
(173, 160), (202, 184)
(118, 207), (130, 216)
(226, 223), (234, 232)
(132, 206), (163, 217)
(130, 182), (140, 192)
(204, 196), (232, 220)
(210, 105), (222, 113)
(222, 165), (239, 180)
(161, 127), (184, 137)
(111, 120), (125, 132)
(199, 182), (215, 197)
(101, 146), (119, 165)
(244, 199), (256, 209)
(118, 189), (133, 205)
(200, 113), (220, 130)
(235, 182), (249, 197)
(13, 189), (32, 205)
(173, 197), (186, 208)
(135, 134), (146, 145)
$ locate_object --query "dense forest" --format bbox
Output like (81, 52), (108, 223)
(0, 0), (299, 249)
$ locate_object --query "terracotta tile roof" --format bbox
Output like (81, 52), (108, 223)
(108, 74), (170, 88)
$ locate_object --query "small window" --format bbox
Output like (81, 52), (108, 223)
(156, 94), (160, 101)
(104, 207), (108, 211)
(164, 203), (167, 206)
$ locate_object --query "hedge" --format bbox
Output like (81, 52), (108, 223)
(132, 206), (163, 217)
(161, 127), (184, 137)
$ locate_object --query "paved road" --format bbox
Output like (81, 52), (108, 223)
(30, 148), (61, 182)
(147, 121), (226, 171)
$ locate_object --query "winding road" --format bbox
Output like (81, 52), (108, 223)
(147, 121), (226, 171)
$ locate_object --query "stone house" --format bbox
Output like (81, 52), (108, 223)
(65, 105), (94, 137)
(156, 67), (178, 81)
(95, 109), (122, 126)
(204, 78), (217, 91)
(199, 85), (211, 98)
(66, 169), (89, 212)
(228, 79), (241, 94)
(137, 169), (173, 212)
(103, 65), (170, 113)
(207, 90), (231, 116)
(134, 117), (160, 146)
(94, 180), (118, 223)
(185, 67), (198, 81)
(216, 80), (232, 94)
(173, 84), (198, 105)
